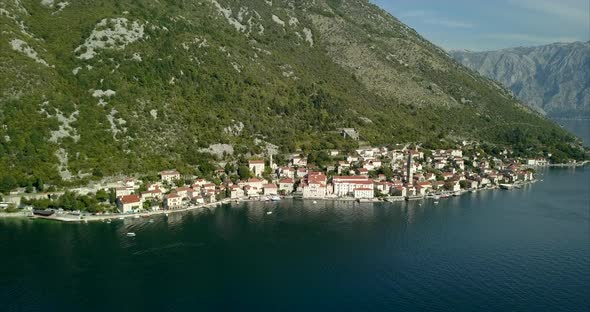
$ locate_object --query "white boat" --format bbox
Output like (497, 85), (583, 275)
(499, 184), (514, 190)
(118, 217), (124, 220)
(434, 201), (439, 205)
(313, 201), (317, 204)
(266, 211), (273, 215)
(106, 220), (112, 224)
(126, 232), (136, 237)
(271, 196), (281, 201)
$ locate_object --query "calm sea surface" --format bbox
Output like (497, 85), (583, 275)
(1, 120), (589, 312)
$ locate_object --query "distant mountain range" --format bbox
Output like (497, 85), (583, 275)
(450, 41), (590, 118)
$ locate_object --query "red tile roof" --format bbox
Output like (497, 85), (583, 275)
(119, 194), (140, 204)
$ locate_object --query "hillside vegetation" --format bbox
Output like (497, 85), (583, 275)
(0, 0), (586, 191)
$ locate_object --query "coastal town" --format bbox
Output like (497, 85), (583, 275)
(1, 136), (562, 221)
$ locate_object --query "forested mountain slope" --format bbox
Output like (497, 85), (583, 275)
(0, 0), (585, 189)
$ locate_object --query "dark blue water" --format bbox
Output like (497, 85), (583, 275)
(1, 166), (589, 312)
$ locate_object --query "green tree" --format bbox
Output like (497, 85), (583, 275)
(34, 178), (44, 192)
(108, 189), (117, 204)
(25, 183), (34, 194)
(0, 175), (16, 194)
(224, 162), (236, 175)
(238, 166), (251, 180)
(459, 180), (468, 189)
(95, 189), (109, 202)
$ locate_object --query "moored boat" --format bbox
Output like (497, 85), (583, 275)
(33, 209), (55, 217)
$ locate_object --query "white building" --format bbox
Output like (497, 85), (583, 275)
(332, 176), (373, 197)
(248, 160), (266, 177)
(160, 170), (181, 183)
(117, 195), (142, 213)
(164, 194), (182, 210)
(353, 188), (374, 199)
(302, 172), (328, 198)
(115, 187), (134, 197)
(279, 179), (295, 194)
(230, 185), (244, 199)
(263, 184), (278, 196)
(247, 178), (265, 190)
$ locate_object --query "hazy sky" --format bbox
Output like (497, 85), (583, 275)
(371, 0), (590, 51)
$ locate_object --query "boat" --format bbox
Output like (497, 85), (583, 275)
(106, 219), (112, 224)
(270, 196), (281, 201)
(499, 184), (514, 190)
(266, 211), (273, 215)
(126, 232), (136, 237)
(313, 201), (317, 204)
(149, 219), (154, 223)
(118, 217), (124, 220)
(434, 201), (439, 205)
(33, 209), (55, 217)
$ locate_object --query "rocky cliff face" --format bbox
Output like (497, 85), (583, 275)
(0, 0), (584, 186)
(451, 42), (590, 117)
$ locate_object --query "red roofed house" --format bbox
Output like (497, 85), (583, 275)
(392, 186), (407, 197)
(230, 185), (244, 199)
(247, 178), (264, 189)
(174, 186), (192, 199)
(279, 178), (295, 194)
(164, 194), (182, 210)
(263, 184), (278, 196)
(374, 181), (392, 195)
(141, 188), (162, 201)
(333, 176), (373, 197)
(302, 172), (328, 198)
(244, 185), (260, 197)
(279, 167), (295, 179)
(117, 195), (142, 214)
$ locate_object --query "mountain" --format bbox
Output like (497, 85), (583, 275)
(0, 0), (585, 189)
(450, 42), (590, 118)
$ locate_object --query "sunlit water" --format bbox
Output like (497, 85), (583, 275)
(1, 167), (589, 312)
